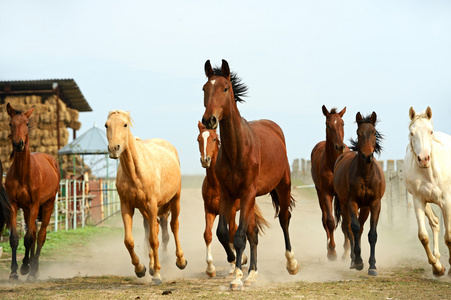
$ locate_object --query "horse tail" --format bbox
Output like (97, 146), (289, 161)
(270, 189), (296, 218)
(334, 193), (341, 228)
(0, 183), (12, 233)
(253, 203), (269, 235)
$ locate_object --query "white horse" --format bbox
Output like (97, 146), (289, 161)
(404, 106), (451, 277)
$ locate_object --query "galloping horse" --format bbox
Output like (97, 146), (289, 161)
(197, 121), (251, 277)
(201, 60), (299, 289)
(403, 107), (451, 277)
(5, 103), (60, 281)
(105, 110), (187, 283)
(334, 112), (385, 276)
(311, 105), (349, 260)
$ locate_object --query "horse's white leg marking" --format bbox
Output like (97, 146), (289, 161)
(205, 244), (215, 276)
(201, 131), (210, 160)
(230, 267), (243, 290)
(244, 270), (258, 286)
(285, 250), (300, 275)
(413, 197), (443, 273)
(425, 203), (441, 260)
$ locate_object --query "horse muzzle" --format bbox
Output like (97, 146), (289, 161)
(361, 153), (374, 164)
(107, 145), (121, 159)
(200, 156), (211, 168)
(334, 144), (345, 154)
(12, 140), (25, 152)
(417, 154), (431, 168)
(202, 115), (218, 130)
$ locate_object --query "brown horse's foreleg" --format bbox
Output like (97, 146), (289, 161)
(368, 200), (381, 276)
(319, 192), (337, 261)
(216, 193), (236, 264)
(21, 205), (38, 277)
(169, 189), (187, 272)
(244, 213), (258, 287)
(9, 203), (19, 281)
(204, 210), (216, 277)
(349, 200), (363, 271)
(121, 204), (146, 278)
(29, 198), (55, 281)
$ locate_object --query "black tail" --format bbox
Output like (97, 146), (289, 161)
(333, 193), (341, 228)
(270, 189), (295, 218)
(0, 185), (12, 233)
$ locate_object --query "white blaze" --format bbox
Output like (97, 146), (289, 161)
(202, 131), (210, 160)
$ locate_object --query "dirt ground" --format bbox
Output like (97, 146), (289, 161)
(0, 180), (450, 299)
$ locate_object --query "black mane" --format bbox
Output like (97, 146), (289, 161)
(349, 115), (383, 155)
(212, 67), (248, 103)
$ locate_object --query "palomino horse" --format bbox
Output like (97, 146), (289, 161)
(197, 121), (251, 277)
(333, 112), (385, 276)
(105, 110), (187, 283)
(311, 105), (349, 260)
(5, 103), (60, 281)
(201, 60), (299, 289)
(404, 107), (451, 277)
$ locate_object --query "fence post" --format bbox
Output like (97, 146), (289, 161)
(82, 180), (85, 228)
(73, 179), (77, 230)
(65, 179), (69, 230)
(54, 191), (58, 232)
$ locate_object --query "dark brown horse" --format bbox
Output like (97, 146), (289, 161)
(197, 121), (250, 277)
(201, 59), (299, 289)
(5, 103), (60, 281)
(0, 159), (12, 238)
(311, 105), (349, 260)
(333, 112), (385, 276)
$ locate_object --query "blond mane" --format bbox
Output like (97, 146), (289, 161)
(107, 110), (134, 127)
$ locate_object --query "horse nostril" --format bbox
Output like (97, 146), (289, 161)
(417, 156), (421, 163)
(427, 155), (430, 162)
(117, 145), (120, 151)
(202, 117), (207, 126)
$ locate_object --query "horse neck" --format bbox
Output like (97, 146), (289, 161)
(356, 154), (376, 182)
(118, 131), (142, 180)
(218, 103), (247, 164)
(205, 154), (219, 187)
(11, 140), (32, 183)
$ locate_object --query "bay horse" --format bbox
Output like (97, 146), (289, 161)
(0, 159), (12, 242)
(197, 121), (251, 277)
(5, 103), (60, 281)
(310, 105), (349, 260)
(403, 106), (451, 277)
(201, 59), (299, 289)
(105, 110), (187, 283)
(333, 112), (385, 276)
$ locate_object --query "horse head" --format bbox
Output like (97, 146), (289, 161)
(352, 111), (382, 164)
(408, 106), (433, 168)
(7, 103), (33, 153)
(105, 110), (133, 159)
(322, 105), (346, 154)
(197, 121), (219, 168)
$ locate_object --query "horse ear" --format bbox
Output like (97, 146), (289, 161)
(322, 105), (329, 117)
(409, 107), (416, 120)
(205, 60), (213, 78)
(24, 107), (34, 119)
(198, 121), (205, 132)
(356, 112), (362, 123)
(426, 106), (432, 120)
(221, 59), (231, 80)
(370, 112), (377, 124)
(338, 107), (346, 117)
(6, 103), (14, 117)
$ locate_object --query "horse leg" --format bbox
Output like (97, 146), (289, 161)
(143, 218), (154, 273)
(148, 210), (162, 283)
(440, 201), (451, 276)
(412, 197), (444, 276)
(324, 193), (337, 261)
(341, 202), (355, 268)
(425, 204), (441, 262)
(349, 200), (363, 271)
(216, 194), (236, 264)
(244, 216), (258, 287)
(9, 203), (19, 281)
(367, 201), (381, 276)
(204, 210), (216, 277)
(169, 189), (187, 271)
(21, 206), (38, 277)
(121, 204), (146, 278)
(276, 183), (300, 275)
(28, 199), (55, 281)
(159, 216), (170, 253)
(228, 203), (247, 274)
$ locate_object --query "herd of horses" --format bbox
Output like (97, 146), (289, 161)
(0, 60), (450, 290)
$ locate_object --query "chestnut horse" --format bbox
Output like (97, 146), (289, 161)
(197, 121), (252, 277)
(201, 60), (299, 289)
(105, 110), (187, 284)
(311, 105), (349, 260)
(404, 107), (451, 277)
(334, 112), (385, 276)
(5, 103), (60, 281)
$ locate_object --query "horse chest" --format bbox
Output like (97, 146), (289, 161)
(117, 182), (147, 205)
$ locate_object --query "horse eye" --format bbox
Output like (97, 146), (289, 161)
(9, 123), (11, 127)
(224, 88), (228, 92)
(431, 131), (433, 135)
(26, 123), (29, 127)
(105, 124), (108, 129)
(124, 124), (128, 127)
(213, 138), (217, 142)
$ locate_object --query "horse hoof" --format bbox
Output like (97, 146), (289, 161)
(9, 273), (18, 281)
(135, 266), (147, 278)
(176, 259), (188, 270)
(433, 265), (446, 277)
(287, 261), (300, 275)
(27, 273), (38, 282)
(230, 282), (243, 291)
(327, 250), (337, 261)
(206, 270), (216, 278)
(355, 262), (364, 271)
(20, 264), (30, 275)
(368, 269), (378, 276)
(152, 277), (163, 285)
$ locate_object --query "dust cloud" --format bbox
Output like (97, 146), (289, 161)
(38, 178), (446, 284)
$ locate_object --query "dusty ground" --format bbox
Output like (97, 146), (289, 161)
(0, 179), (450, 299)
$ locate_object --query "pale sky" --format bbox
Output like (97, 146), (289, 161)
(1, 1), (450, 175)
